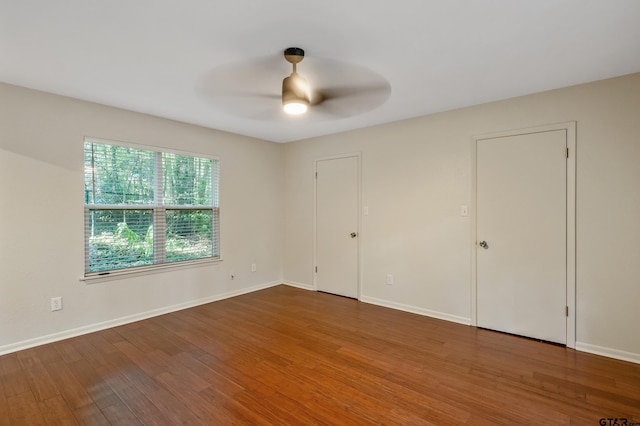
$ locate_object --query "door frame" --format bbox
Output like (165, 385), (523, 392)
(313, 152), (362, 299)
(470, 122), (576, 348)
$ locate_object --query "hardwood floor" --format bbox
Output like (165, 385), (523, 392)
(1, 285), (639, 425)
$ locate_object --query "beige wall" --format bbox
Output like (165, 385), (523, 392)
(283, 73), (640, 362)
(0, 83), (284, 353)
(2, 73), (639, 363)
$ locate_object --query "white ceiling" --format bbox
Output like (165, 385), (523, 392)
(2, 1), (640, 143)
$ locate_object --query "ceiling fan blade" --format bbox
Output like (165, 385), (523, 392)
(308, 82), (391, 118)
(312, 83), (391, 104)
(196, 55), (283, 97)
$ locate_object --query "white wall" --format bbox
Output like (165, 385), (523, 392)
(283, 73), (640, 362)
(0, 83), (284, 353)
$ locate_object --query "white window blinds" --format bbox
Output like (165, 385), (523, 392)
(84, 139), (220, 275)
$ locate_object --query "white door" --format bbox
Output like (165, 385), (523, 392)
(476, 130), (567, 344)
(315, 156), (359, 298)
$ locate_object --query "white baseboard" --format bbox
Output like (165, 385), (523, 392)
(575, 342), (640, 365)
(0, 281), (282, 356)
(283, 280), (314, 291)
(360, 295), (471, 326)
(6, 281), (638, 366)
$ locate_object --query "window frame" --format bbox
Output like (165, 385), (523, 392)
(83, 137), (221, 279)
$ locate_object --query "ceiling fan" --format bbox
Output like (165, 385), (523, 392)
(198, 47), (391, 121)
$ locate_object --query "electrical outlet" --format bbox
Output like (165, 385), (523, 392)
(51, 297), (62, 311)
(251, 263), (257, 272)
(386, 274), (393, 285)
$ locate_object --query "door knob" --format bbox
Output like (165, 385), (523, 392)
(479, 240), (488, 249)
(350, 232), (357, 238)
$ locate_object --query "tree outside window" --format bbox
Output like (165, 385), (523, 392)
(84, 139), (219, 274)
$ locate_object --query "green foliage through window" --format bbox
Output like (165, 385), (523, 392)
(84, 140), (219, 274)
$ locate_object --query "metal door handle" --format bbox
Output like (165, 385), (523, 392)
(350, 232), (357, 238)
(479, 240), (488, 249)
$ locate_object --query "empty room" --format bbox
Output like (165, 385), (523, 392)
(1, 1), (639, 424)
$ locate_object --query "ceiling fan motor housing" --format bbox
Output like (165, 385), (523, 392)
(282, 73), (310, 113)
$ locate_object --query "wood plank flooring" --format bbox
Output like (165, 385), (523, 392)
(1, 285), (639, 425)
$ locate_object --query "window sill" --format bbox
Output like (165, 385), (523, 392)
(80, 258), (223, 284)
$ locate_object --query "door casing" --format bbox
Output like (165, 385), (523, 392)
(471, 122), (576, 348)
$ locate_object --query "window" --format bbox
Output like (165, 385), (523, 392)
(84, 139), (219, 275)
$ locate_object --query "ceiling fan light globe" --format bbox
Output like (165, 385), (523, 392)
(283, 101), (308, 115)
